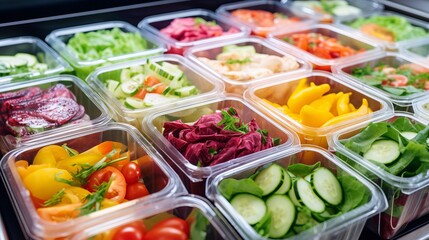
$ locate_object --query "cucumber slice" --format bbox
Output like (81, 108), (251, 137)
(288, 179), (302, 207)
(120, 69), (132, 82)
(266, 195), (296, 238)
(401, 131), (418, 140)
(147, 60), (183, 83)
(113, 85), (127, 99)
(143, 93), (178, 106)
(254, 164), (284, 196)
(363, 140), (400, 164)
(332, 5), (361, 17)
(275, 168), (291, 194)
(230, 193), (266, 225)
(311, 167), (343, 206)
(295, 211), (312, 226)
(129, 65), (144, 74)
(33, 63), (48, 72)
(131, 73), (145, 85)
(15, 53), (38, 66)
(106, 80), (120, 93)
(0, 56), (27, 68)
(124, 97), (151, 109)
(121, 81), (140, 95)
(295, 178), (325, 213)
(173, 86), (198, 97)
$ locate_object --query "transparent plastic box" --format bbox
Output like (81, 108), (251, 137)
(186, 36), (312, 95)
(400, 38), (429, 66)
(0, 75), (111, 154)
(413, 96), (429, 122)
(337, 11), (429, 51)
(328, 112), (429, 239)
(0, 123), (186, 239)
(87, 54), (224, 129)
(0, 214), (6, 240)
(206, 145), (387, 240)
(142, 95), (299, 195)
(70, 194), (240, 240)
(137, 9), (250, 56)
(333, 52), (429, 111)
(216, 0), (318, 37)
(0, 36), (71, 84)
(268, 24), (383, 71)
(45, 21), (165, 79)
(289, 0), (383, 23)
(244, 71), (393, 151)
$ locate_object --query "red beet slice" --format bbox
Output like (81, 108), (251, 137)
(35, 97), (80, 125)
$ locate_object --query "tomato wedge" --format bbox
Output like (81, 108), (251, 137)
(85, 166), (127, 202)
(37, 203), (82, 222)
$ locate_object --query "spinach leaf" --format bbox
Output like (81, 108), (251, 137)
(338, 175), (369, 212)
(392, 117), (420, 133)
(218, 178), (263, 200)
(387, 141), (420, 175)
(190, 210), (210, 240)
(287, 162), (320, 177)
(344, 122), (388, 154)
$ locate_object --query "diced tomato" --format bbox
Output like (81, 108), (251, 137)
(134, 88), (147, 99)
(153, 84), (167, 94)
(144, 76), (161, 87)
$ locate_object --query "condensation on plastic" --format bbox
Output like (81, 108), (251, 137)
(0, 75), (111, 154)
(244, 71), (394, 149)
(0, 123), (187, 240)
(87, 54), (224, 129)
(45, 21), (165, 79)
(206, 145), (387, 240)
(0, 37), (71, 84)
(413, 97), (429, 122)
(185, 36), (312, 95)
(70, 194), (240, 240)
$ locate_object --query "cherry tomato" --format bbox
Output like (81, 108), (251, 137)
(125, 182), (149, 200)
(121, 162), (141, 184)
(144, 227), (188, 240)
(151, 218), (189, 237)
(85, 166), (126, 202)
(113, 220), (146, 240)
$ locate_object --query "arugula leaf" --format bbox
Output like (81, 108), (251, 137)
(43, 188), (65, 207)
(79, 178), (112, 216)
(218, 178), (263, 200)
(338, 175), (369, 212)
(190, 210), (210, 240)
(287, 162), (320, 177)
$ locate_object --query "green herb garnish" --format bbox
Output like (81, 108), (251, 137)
(217, 108), (249, 134)
(79, 178), (112, 216)
(62, 144), (79, 157)
(43, 188), (65, 207)
(225, 57), (251, 65)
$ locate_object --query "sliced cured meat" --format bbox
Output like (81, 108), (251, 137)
(35, 97), (80, 125)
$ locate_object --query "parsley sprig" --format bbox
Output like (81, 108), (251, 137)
(217, 108), (249, 134)
(79, 178), (112, 216)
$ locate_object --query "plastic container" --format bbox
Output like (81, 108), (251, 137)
(333, 52), (429, 111)
(328, 112), (429, 239)
(0, 123), (186, 240)
(70, 194), (240, 240)
(87, 54), (224, 129)
(244, 71), (393, 151)
(0, 213), (7, 240)
(45, 21), (165, 79)
(206, 145), (387, 240)
(0, 36), (71, 84)
(0, 75), (111, 154)
(268, 24), (383, 71)
(290, 0), (383, 23)
(137, 9), (250, 56)
(142, 95), (299, 195)
(186, 36), (312, 95)
(413, 96), (429, 122)
(216, 0), (318, 37)
(400, 38), (429, 66)
(337, 11), (429, 51)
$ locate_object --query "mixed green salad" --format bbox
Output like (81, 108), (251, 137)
(219, 162), (369, 238)
(340, 116), (429, 177)
(0, 53), (47, 77)
(103, 60), (198, 109)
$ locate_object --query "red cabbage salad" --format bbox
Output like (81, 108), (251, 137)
(162, 107), (281, 167)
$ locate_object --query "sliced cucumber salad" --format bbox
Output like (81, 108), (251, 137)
(219, 162), (370, 238)
(103, 60), (199, 109)
(0, 53), (48, 77)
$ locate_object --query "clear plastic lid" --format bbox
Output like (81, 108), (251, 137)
(70, 194), (240, 240)
(87, 54), (224, 126)
(336, 11), (429, 50)
(142, 95), (300, 182)
(332, 52), (429, 108)
(400, 37), (429, 66)
(137, 9), (250, 55)
(215, 0), (319, 37)
(268, 24), (383, 69)
(244, 71), (393, 138)
(413, 96), (429, 122)
(45, 21), (165, 79)
(0, 75), (111, 153)
(0, 123), (186, 239)
(206, 145), (387, 240)
(185, 36), (312, 94)
(328, 112), (429, 194)
(0, 36), (71, 84)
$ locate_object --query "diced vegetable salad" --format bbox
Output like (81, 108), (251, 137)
(163, 107), (281, 167)
(67, 27), (149, 61)
(16, 141), (161, 222)
(0, 53), (48, 77)
(103, 61), (199, 110)
(198, 45), (300, 81)
(338, 116), (429, 177)
(282, 33), (364, 60)
(263, 79), (373, 128)
(219, 162), (370, 238)
(230, 9), (299, 28)
(348, 15), (428, 42)
(293, 0), (362, 18)
(351, 62), (429, 96)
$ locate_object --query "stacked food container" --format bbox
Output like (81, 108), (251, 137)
(1, 0), (429, 239)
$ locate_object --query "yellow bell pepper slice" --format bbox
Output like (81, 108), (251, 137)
(289, 79), (309, 99)
(33, 145), (70, 166)
(348, 103), (356, 112)
(309, 93), (337, 112)
(336, 92), (352, 116)
(287, 82), (330, 114)
(322, 99), (370, 127)
(24, 168), (73, 200)
(56, 152), (103, 174)
(300, 105), (335, 127)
